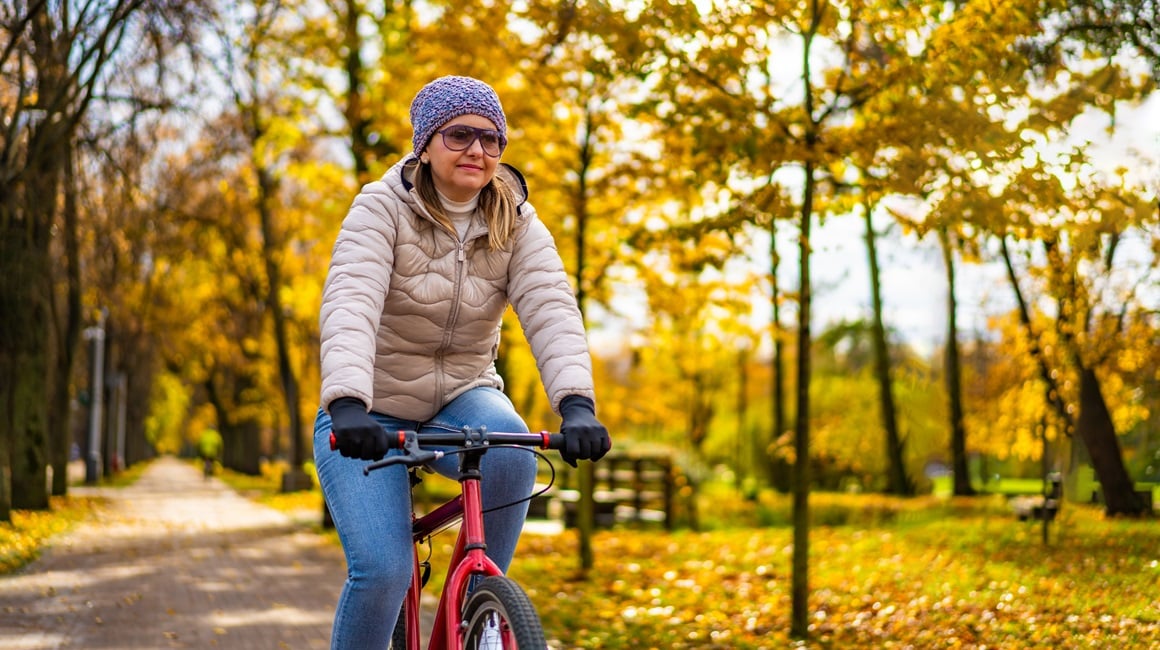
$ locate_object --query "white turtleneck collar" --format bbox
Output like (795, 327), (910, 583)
(437, 189), (480, 239)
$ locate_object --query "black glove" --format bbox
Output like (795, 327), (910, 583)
(329, 397), (389, 461)
(559, 395), (611, 468)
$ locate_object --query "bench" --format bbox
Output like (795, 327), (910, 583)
(552, 452), (676, 529)
(1010, 495), (1060, 521)
(1010, 472), (1062, 521)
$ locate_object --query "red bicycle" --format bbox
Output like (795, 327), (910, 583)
(332, 427), (563, 649)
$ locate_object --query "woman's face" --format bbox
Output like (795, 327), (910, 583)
(423, 114), (502, 202)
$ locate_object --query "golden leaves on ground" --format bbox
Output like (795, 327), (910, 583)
(0, 497), (104, 574)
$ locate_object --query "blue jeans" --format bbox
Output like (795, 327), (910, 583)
(312, 387), (538, 650)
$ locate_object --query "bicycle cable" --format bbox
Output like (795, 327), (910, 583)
(482, 446), (557, 515)
(419, 444), (558, 517)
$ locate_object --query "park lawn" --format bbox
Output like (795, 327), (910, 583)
(512, 506), (1159, 649)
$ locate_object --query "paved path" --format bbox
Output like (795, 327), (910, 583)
(0, 457), (344, 649)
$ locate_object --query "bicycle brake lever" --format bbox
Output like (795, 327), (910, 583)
(363, 450), (443, 475)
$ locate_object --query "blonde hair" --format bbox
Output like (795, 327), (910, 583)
(415, 163), (518, 251)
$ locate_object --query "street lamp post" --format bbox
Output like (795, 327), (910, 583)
(83, 309), (107, 484)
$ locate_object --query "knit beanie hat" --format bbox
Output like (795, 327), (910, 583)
(409, 76), (507, 154)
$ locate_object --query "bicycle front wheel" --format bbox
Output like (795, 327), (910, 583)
(460, 576), (546, 649)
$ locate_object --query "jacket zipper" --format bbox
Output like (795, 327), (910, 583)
(434, 238), (471, 410)
(408, 185), (482, 412)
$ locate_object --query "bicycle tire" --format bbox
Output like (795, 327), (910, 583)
(461, 576), (546, 649)
(389, 601), (407, 649)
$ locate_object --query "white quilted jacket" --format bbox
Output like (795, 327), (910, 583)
(319, 157), (595, 421)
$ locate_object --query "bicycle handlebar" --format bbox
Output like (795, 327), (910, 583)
(328, 429), (565, 474)
(328, 429), (564, 451)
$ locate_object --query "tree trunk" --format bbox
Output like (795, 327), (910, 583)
(223, 419), (263, 476)
(790, 160), (814, 640)
(5, 4), (75, 511)
(736, 347), (749, 492)
(6, 132), (61, 509)
(342, 0), (372, 184)
(205, 374), (262, 476)
(768, 217), (791, 493)
(124, 369), (154, 466)
(572, 104), (596, 572)
(1076, 366), (1147, 516)
(864, 206), (911, 495)
(48, 149), (83, 496)
(110, 328), (157, 468)
(254, 164), (307, 492)
(939, 229), (974, 496)
(3, 216), (53, 511)
(0, 117), (19, 521)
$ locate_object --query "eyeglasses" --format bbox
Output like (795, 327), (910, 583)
(435, 125), (507, 157)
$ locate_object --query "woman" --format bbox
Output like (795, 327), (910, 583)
(313, 75), (611, 648)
